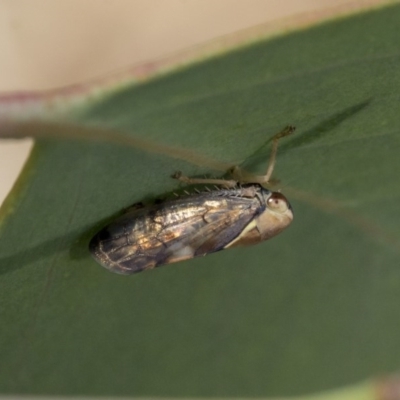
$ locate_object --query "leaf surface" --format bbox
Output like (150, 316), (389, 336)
(1, 4), (400, 397)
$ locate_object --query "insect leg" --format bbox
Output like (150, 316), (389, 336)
(172, 171), (237, 188)
(263, 125), (295, 183)
(231, 125), (295, 185)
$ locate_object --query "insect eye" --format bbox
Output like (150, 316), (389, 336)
(267, 192), (289, 213)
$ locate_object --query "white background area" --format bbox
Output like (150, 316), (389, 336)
(0, 0), (356, 206)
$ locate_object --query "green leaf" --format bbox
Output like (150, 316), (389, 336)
(1, 3), (400, 397)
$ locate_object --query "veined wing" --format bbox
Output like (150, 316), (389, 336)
(90, 194), (261, 274)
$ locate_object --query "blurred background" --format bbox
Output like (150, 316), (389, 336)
(0, 0), (356, 206)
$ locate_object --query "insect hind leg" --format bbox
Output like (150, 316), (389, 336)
(171, 171), (237, 188)
(231, 125), (295, 185)
(172, 125), (294, 188)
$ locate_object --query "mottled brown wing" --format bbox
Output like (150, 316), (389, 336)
(89, 195), (260, 274)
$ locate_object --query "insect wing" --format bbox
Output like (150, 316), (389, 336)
(159, 199), (258, 257)
(90, 194), (260, 274)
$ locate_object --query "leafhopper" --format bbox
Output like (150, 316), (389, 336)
(89, 126), (294, 274)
